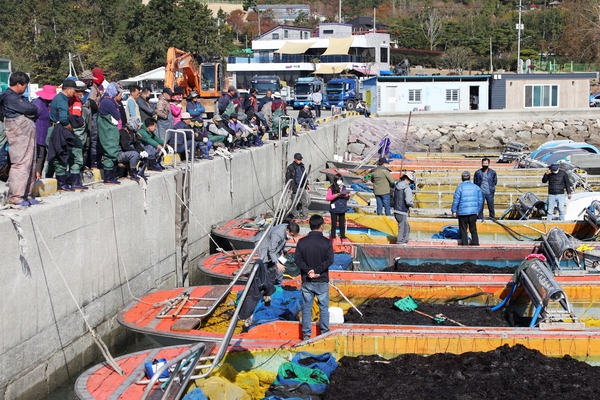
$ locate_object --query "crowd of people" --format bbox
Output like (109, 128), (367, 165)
(0, 69), (332, 208)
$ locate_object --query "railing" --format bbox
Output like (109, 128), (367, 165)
(530, 60), (600, 73)
(227, 54), (366, 64)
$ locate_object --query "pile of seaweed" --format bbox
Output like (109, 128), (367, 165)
(385, 261), (517, 274)
(324, 344), (600, 399)
(344, 297), (529, 327)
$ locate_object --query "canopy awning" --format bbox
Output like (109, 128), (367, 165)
(322, 37), (355, 56)
(313, 63), (349, 74)
(119, 67), (165, 84)
(276, 40), (317, 54)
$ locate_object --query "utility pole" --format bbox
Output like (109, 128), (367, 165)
(489, 37), (493, 73)
(516, 0), (523, 73)
(339, 0), (342, 23)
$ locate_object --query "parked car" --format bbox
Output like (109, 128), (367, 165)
(590, 92), (600, 107)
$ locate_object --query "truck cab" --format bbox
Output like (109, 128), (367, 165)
(324, 75), (361, 111)
(250, 75), (282, 100)
(293, 77), (324, 109)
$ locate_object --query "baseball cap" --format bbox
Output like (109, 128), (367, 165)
(62, 79), (77, 89)
(162, 87), (174, 96)
(378, 157), (388, 165)
(401, 171), (415, 183)
(461, 171), (471, 180)
(550, 163), (559, 172)
(294, 153), (303, 160)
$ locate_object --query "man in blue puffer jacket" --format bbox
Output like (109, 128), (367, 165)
(451, 171), (484, 245)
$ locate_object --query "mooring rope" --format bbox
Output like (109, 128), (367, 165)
(28, 214), (125, 375)
(161, 174), (232, 256)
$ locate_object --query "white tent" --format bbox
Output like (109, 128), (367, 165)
(119, 67), (165, 86)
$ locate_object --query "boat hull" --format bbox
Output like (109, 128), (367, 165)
(118, 281), (600, 348)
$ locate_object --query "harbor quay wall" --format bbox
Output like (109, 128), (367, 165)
(0, 118), (351, 399)
(348, 109), (600, 156)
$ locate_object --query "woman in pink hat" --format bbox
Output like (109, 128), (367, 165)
(170, 93), (183, 125)
(33, 85), (57, 177)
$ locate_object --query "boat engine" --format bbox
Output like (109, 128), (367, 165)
(541, 227), (582, 275)
(583, 200), (600, 233)
(500, 192), (546, 220)
(491, 258), (584, 330)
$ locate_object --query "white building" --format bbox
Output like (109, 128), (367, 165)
(228, 23), (391, 88)
(363, 75), (490, 113)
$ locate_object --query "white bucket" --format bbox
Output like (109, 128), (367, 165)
(329, 306), (344, 324)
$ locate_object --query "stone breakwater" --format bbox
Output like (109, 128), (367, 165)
(347, 117), (600, 156)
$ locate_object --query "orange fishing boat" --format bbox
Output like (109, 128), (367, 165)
(117, 273), (600, 348)
(198, 240), (544, 283)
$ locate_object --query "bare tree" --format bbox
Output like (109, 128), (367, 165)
(441, 46), (475, 74)
(420, 9), (443, 50)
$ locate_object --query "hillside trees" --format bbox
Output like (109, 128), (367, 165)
(0, 0), (234, 83)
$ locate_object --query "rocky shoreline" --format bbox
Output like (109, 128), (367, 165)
(347, 117), (600, 156)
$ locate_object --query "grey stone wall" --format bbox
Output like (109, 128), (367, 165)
(347, 116), (600, 156)
(0, 119), (350, 399)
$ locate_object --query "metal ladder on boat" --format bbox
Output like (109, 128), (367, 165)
(140, 183), (299, 399)
(166, 128), (196, 287)
(352, 135), (389, 172)
(140, 257), (271, 399)
(154, 179), (297, 327)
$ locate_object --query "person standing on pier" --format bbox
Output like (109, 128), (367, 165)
(542, 163), (572, 220)
(452, 171), (483, 246)
(371, 157), (395, 216)
(474, 157), (497, 220)
(0, 71), (39, 207)
(295, 215), (334, 341)
(393, 172), (415, 244)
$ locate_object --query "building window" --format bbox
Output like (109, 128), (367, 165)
(380, 47), (388, 63)
(524, 84), (558, 107)
(284, 30), (289, 39)
(272, 33), (279, 39)
(446, 89), (459, 102)
(408, 89), (421, 103)
(304, 32), (308, 39)
(323, 29), (334, 34)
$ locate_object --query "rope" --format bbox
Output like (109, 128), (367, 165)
(249, 150), (275, 212)
(161, 174), (233, 256)
(107, 190), (154, 306)
(3, 213), (31, 276)
(28, 214), (125, 375)
(304, 130), (332, 164)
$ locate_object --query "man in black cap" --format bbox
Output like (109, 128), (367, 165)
(370, 157), (395, 215)
(393, 171), (415, 244)
(542, 163), (572, 220)
(451, 171), (483, 245)
(285, 152), (310, 218)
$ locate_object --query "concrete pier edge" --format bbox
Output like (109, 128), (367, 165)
(0, 118), (351, 399)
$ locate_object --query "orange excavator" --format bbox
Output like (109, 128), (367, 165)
(164, 47), (227, 117)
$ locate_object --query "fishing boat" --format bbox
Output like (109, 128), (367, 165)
(321, 167), (600, 191)
(75, 323), (600, 400)
(118, 254), (600, 348)
(211, 213), (599, 249)
(198, 240), (544, 283)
